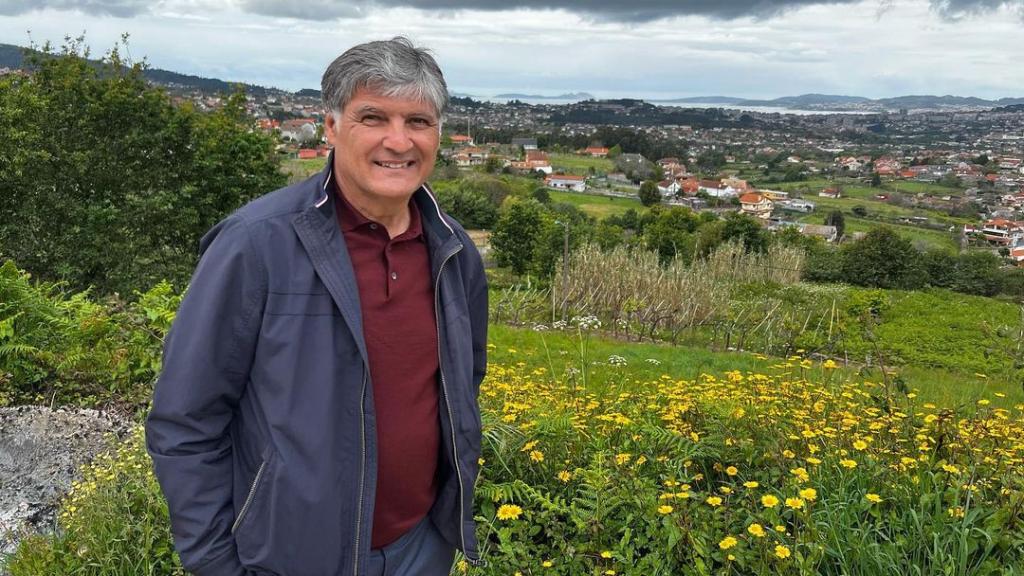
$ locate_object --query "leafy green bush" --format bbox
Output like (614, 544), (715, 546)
(0, 260), (178, 410)
(0, 39), (285, 296)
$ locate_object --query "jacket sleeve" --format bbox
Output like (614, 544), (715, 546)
(145, 214), (265, 576)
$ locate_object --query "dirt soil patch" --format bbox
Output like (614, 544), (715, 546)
(0, 405), (131, 559)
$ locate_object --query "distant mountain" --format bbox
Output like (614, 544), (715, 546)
(493, 92), (594, 100)
(655, 93), (1024, 111)
(654, 96), (747, 104)
(0, 42), (282, 97)
(0, 43), (26, 68)
(763, 94), (872, 106)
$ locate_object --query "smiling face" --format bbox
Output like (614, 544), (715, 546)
(325, 87), (440, 216)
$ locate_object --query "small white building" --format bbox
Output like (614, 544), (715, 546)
(657, 179), (681, 196)
(739, 193), (773, 219)
(545, 174), (587, 192)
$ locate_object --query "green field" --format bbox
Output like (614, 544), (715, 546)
(549, 153), (615, 175)
(282, 157), (328, 184)
(548, 190), (642, 219)
(796, 213), (958, 250)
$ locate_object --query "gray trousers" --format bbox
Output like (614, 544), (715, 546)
(366, 515), (456, 576)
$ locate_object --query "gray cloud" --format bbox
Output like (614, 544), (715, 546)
(929, 0), (1023, 18)
(233, 0), (366, 20)
(236, 0), (1023, 21)
(0, 0), (150, 17)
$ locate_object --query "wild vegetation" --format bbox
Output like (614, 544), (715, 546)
(3, 44), (1024, 576)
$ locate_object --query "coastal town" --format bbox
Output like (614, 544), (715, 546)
(194, 85), (1024, 259)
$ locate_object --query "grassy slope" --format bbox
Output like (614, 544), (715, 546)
(548, 190), (642, 219)
(549, 153), (615, 175)
(489, 320), (1024, 411)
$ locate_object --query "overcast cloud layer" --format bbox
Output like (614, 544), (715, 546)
(2, 0), (1022, 20)
(1, 0), (1022, 100)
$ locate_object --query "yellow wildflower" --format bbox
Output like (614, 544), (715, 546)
(718, 536), (738, 550)
(497, 504), (523, 521)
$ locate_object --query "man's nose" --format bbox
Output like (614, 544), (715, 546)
(382, 120), (414, 153)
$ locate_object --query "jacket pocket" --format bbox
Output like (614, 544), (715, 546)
(232, 449), (274, 534)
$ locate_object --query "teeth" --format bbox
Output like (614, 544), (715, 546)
(377, 161), (411, 169)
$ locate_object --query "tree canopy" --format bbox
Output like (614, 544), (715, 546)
(0, 39), (285, 295)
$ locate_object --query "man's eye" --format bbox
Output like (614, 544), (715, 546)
(410, 118), (434, 127)
(361, 115), (384, 124)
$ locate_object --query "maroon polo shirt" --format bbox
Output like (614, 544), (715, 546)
(334, 189), (440, 549)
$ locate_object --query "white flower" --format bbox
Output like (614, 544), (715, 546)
(645, 358), (661, 365)
(608, 355), (628, 367)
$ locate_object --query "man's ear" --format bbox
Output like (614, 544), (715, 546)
(324, 112), (338, 147)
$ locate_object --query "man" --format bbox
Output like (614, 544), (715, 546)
(146, 37), (487, 576)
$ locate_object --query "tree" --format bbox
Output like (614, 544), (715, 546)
(696, 150), (727, 175)
(490, 199), (547, 276)
(607, 144), (622, 158)
(951, 251), (1002, 296)
(839, 227), (923, 289)
(639, 180), (661, 207)
(824, 210), (845, 240)
(870, 173), (882, 187)
(0, 39), (284, 295)
(434, 184), (499, 229)
(644, 206), (700, 263)
(721, 212), (767, 253)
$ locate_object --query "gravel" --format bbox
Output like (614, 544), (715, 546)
(0, 405), (132, 559)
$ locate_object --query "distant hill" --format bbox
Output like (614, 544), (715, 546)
(493, 92), (594, 100)
(653, 92), (1024, 111)
(655, 96), (747, 104)
(0, 42), (283, 97)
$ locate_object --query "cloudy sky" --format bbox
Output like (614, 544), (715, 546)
(1, 0), (1022, 100)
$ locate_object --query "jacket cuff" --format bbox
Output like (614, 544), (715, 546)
(189, 545), (246, 576)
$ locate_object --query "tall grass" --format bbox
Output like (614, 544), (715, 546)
(552, 242), (804, 343)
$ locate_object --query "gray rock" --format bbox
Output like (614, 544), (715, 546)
(0, 405), (131, 560)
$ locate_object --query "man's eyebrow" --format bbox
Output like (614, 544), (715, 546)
(351, 105), (384, 115)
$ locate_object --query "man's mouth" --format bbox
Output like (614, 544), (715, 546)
(374, 160), (415, 169)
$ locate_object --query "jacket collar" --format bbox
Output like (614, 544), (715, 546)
(312, 150), (457, 247)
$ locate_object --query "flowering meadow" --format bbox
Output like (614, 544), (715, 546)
(466, 319), (1024, 575)
(5, 318), (1024, 575)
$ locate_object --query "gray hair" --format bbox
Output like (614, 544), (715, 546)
(321, 36), (448, 119)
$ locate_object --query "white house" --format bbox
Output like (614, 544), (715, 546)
(739, 193), (773, 219)
(657, 179), (681, 196)
(545, 174), (587, 192)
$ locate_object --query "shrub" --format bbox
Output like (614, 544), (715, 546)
(0, 260), (178, 410)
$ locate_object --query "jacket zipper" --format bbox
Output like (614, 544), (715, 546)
(231, 457), (269, 534)
(353, 369), (368, 575)
(434, 245), (473, 561)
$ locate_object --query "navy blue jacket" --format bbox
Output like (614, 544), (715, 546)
(145, 159), (487, 576)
